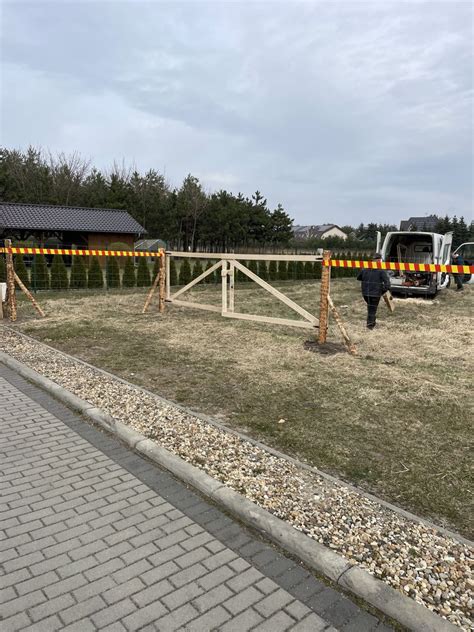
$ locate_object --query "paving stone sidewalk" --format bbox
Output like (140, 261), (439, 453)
(0, 363), (393, 631)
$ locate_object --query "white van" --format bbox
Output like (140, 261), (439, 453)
(452, 242), (474, 285)
(375, 231), (453, 297)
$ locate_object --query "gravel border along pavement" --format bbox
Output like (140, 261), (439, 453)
(1, 328), (472, 631)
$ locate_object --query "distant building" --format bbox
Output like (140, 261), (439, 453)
(135, 238), (167, 261)
(399, 215), (439, 232)
(0, 202), (146, 250)
(293, 224), (348, 240)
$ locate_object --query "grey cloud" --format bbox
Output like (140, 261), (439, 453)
(1, 1), (472, 225)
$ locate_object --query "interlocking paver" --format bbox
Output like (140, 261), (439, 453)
(0, 369), (390, 632)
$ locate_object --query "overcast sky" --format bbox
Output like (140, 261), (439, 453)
(1, 1), (472, 226)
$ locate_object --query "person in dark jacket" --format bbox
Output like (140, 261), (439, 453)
(357, 253), (391, 329)
(452, 252), (464, 291)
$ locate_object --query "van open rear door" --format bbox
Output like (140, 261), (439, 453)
(440, 232), (453, 264)
(439, 232), (453, 289)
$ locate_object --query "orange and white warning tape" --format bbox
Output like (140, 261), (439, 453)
(0, 246), (164, 258)
(324, 259), (473, 275)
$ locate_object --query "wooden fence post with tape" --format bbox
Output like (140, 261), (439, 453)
(159, 251), (166, 313)
(5, 239), (17, 322)
(318, 250), (331, 344)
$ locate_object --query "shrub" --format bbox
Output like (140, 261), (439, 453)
(31, 254), (49, 290)
(0, 256), (6, 282)
(106, 256), (120, 288)
(136, 257), (151, 287)
(88, 256), (104, 289)
(278, 260), (287, 280)
(179, 259), (192, 286)
(152, 257), (160, 283)
(169, 259), (178, 286)
(237, 261), (247, 282)
(304, 261), (313, 279)
(268, 260), (278, 281)
(192, 260), (204, 280)
(51, 255), (68, 290)
(296, 261), (305, 280)
(204, 261), (214, 283)
(14, 255), (29, 287)
(258, 260), (268, 281)
(248, 260), (258, 277)
(70, 256), (87, 288)
(313, 261), (322, 279)
(287, 260), (296, 280)
(122, 257), (136, 287)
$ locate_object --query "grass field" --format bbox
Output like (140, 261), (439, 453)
(9, 278), (473, 536)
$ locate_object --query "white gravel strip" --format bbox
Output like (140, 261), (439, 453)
(1, 329), (472, 630)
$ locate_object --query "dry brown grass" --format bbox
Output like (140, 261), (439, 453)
(11, 279), (474, 536)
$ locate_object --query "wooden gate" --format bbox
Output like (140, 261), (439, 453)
(166, 252), (321, 330)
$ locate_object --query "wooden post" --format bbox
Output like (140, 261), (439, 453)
(328, 296), (356, 355)
(318, 250), (331, 343)
(228, 261), (235, 313)
(221, 259), (228, 314)
(159, 252), (165, 313)
(165, 251), (171, 300)
(14, 272), (46, 318)
(5, 239), (17, 322)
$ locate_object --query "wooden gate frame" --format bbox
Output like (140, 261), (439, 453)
(165, 252), (322, 330)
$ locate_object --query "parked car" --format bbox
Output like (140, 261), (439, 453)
(452, 242), (474, 285)
(376, 230), (453, 297)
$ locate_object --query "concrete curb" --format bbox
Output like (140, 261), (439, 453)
(0, 351), (458, 632)
(3, 326), (471, 549)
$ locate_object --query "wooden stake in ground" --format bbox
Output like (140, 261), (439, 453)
(142, 263), (161, 314)
(5, 239), (17, 322)
(159, 252), (165, 314)
(318, 250), (331, 343)
(328, 295), (357, 355)
(383, 290), (395, 313)
(14, 272), (46, 318)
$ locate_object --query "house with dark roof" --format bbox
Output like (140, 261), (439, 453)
(293, 224), (347, 240)
(0, 202), (146, 252)
(399, 215), (439, 231)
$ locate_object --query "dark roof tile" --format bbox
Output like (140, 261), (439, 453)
(0, 202), (146, 235)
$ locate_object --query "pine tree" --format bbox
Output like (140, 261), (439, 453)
(169, 259), (178, 286)
(50, 255), (68, 290)
(304, 261), (313, 279)
(258, 260), (268, 280)
(237, 261), (248, 282)
(179, 259), (192, 285)
(106, 256), (120, 288)
(0, 256), (6, 283)
(88, 256), (104, 289)
(70, 256), (87, 288)
(136, 257), (151, 286)
(268, 260), (278, 281)
(14, 255), (29, 287)
(122, 257), (136, 287)
(296, 261), (305, 279)
(278, 260), (288, 281)
(192, 260), (204, 279)
(31, 254), (49, 290)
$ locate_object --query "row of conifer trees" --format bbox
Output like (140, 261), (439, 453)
(0, 254), (159, 290)
(0, 251), (369, 290)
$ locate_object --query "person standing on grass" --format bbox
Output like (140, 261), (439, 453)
(357, 253), (391, 329)
(452, 252), (464, 291)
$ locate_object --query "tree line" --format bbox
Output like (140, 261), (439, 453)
(0, 147), (293, 251)
(1, 147), (471, 252)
